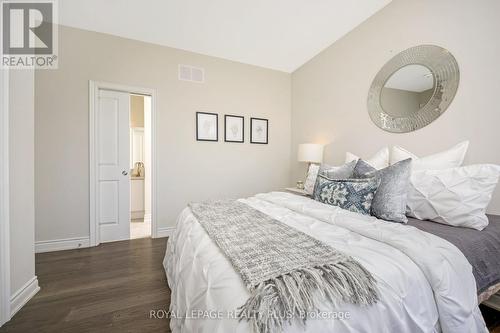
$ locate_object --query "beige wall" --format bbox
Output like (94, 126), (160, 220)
(291, 0), (500, 213)
(35, 26), (291, 241)
(130, 95), (144, 128)
(9, 70), (36, 294)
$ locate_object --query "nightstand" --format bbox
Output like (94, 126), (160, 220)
(285, 187), (310, 197)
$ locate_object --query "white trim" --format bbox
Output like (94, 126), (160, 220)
(9, 276), (39, 318)
(89, 81), (158, 245)
(35, 237), (90, 253)
(150, 93), (158, 238)
(89, 81), (98, 246)
(157, 227), (175, 238)
(143, 213), (152, 224)
(0, 69), (11, 326)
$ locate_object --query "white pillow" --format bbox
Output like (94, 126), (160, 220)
(391, 141), (469, 171)
(345, 147), (389, 170)
(304, 164), (320, 195)
(407, 164), (500, 230)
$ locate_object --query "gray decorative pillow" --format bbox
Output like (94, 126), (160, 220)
(313, 175), (380, 215)
(318, 160), (357, 179)
(353, 158), (412, 223)
(311, 160), (357, 195)
(305, 161), (357, 195)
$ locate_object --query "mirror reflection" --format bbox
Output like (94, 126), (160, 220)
(380, 64), (434, 118)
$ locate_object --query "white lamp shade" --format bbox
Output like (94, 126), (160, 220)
(297, 144), (323, 163)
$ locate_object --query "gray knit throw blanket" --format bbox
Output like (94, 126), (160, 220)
(189, 200), (378, 332)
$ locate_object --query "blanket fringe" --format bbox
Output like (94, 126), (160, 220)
(237, 259), (378, 333)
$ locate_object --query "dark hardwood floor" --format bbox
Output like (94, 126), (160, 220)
(0, 238), (170, 333)
(482, 304), (500, 333)
(1, 237), (500, 332)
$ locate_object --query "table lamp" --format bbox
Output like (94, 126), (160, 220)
(297, 143), (323, 189)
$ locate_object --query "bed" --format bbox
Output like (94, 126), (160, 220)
(164, 191), (490, 333)
(408, 215), (500, 303)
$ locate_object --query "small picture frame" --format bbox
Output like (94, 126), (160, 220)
(224, 115), (244, 143)
(196, 112), (218, 142)
(250, 118), (268, 144)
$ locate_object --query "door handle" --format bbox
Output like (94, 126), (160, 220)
(122, 170), (128, 176)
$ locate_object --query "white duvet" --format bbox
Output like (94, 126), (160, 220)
(164, 192), (487, 333)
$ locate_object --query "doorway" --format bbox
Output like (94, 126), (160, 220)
(129, 94), (152, 239)
(89, 81), (157, 246)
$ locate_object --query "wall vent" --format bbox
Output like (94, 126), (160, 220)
(178, 64), (205, 83)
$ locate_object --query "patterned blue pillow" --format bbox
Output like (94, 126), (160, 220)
(313, 175), (380, 215)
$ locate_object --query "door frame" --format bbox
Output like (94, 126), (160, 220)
(89, 81), (158, 246)
(0, 69), (11, 326)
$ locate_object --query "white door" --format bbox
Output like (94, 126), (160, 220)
(97, 89), (130, 242)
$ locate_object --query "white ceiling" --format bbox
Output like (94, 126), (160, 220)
(385, 64), (434, 92)
(59, 0), (391, 73)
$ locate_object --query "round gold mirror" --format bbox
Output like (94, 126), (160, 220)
(367, 45), (459, 133)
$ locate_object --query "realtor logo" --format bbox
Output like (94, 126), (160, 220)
(1, 0), (58, 69)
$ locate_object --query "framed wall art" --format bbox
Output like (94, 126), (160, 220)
(224, 115), (244, 143)
(250, 118), (268, 144)
(196, 112), (218, 141)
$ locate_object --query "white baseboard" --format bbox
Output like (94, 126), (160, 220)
(35, 237), (90, 253)
(10, 276), (39, 317)
(156, 227), (175, 238)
